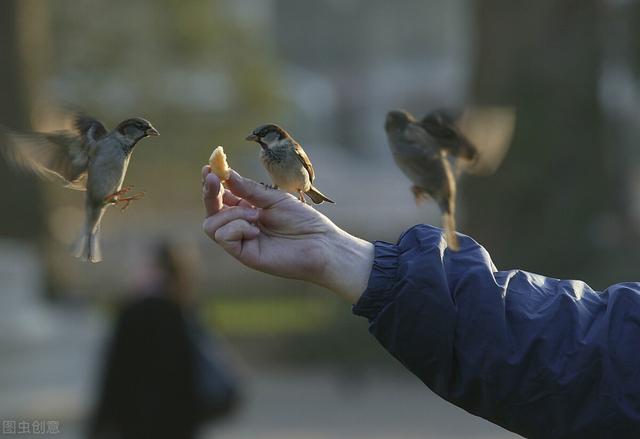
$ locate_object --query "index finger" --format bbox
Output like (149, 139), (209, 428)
(202, 166), (223, 217)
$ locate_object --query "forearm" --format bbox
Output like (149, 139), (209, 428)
(318, 229), (374, 303)
(353, 225), (640, 438)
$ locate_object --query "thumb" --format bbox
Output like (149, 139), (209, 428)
(225, 169), (289, 208)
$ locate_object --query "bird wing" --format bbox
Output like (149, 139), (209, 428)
(0, 122), (99, 190)
(420, 110), (478, 161)
(454, 106), (516, 176)
(294, 143), (315, 182)
(73, 114), (107, 144)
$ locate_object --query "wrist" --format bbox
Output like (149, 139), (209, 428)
(318, 230), (375, 303)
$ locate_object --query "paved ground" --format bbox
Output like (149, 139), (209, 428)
(210, 368), (519, 439)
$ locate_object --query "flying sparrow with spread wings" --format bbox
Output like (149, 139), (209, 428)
(1, 114), (159, 262)
(385, 108), (515, 251)
(246, 124), (334, 204)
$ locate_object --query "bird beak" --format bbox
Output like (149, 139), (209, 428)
(245, 133), (258, 142)
(146, 127), (160, 136)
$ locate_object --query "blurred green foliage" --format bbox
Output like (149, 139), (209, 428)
(205, 296), (336, 336)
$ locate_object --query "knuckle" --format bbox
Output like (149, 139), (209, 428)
(214, 223), (236, 243)
(202, 218), (213, 235)
(213, 227), (226, 243)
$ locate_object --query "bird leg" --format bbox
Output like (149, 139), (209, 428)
(260, 182), (279, 190)
(298, 190), (307, 204)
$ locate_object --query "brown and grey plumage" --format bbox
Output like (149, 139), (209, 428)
(385, 108), (515, 251)
(0, 114), (159, 262)
(246, 123), (334, 204)
(385, 110), (460, 250)
(420, 109), (478, 162)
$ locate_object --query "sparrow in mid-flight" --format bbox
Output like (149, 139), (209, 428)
(385, 107), (515, 250)
(1, 114), (159, 262)
(246, 123), (334, 204)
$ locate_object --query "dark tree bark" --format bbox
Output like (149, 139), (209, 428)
(462, 1), (621, 286)
(0, 0), (45, 240)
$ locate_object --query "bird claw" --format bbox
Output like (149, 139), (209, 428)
(117, 192), (145, 211)
(103, 187), (145, 210)
(260, 182), (278, 190)
(115, 185), (135, 196)
(103, 185), (135, 204)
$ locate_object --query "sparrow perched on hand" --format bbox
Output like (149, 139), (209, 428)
(246, 123), (334, 204)
(1, 114), (159, 262)
(384, 108), (515, 251)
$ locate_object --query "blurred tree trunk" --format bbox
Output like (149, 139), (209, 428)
(0, 0), (45, 240)
(462, 1), (621, 285)
(597, 1), (640, 283)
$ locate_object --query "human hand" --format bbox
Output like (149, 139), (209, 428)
(201, 166), (374, 303)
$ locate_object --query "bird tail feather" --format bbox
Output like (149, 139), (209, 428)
(442, 212), (460, 251)
(306, 185), (334, 204)
(73, 224), (102, 263)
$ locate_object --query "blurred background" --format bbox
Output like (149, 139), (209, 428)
(1, 0), (640, 437)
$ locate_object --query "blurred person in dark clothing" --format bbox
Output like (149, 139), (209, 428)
(89, 241), (240, 439)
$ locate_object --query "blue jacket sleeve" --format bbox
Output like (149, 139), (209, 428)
(353, 224), (640, 439)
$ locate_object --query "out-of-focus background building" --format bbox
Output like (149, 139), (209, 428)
(1, 0), (640, 437)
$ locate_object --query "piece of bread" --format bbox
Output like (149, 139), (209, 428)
(209, 146), (230, 181)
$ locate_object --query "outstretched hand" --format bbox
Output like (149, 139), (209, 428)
(202, 166), (374, 303)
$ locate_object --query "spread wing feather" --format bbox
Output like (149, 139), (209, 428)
(0, 113), (106, 190)
(456, 106), (516, 175)
(73, 114), (107, 144)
